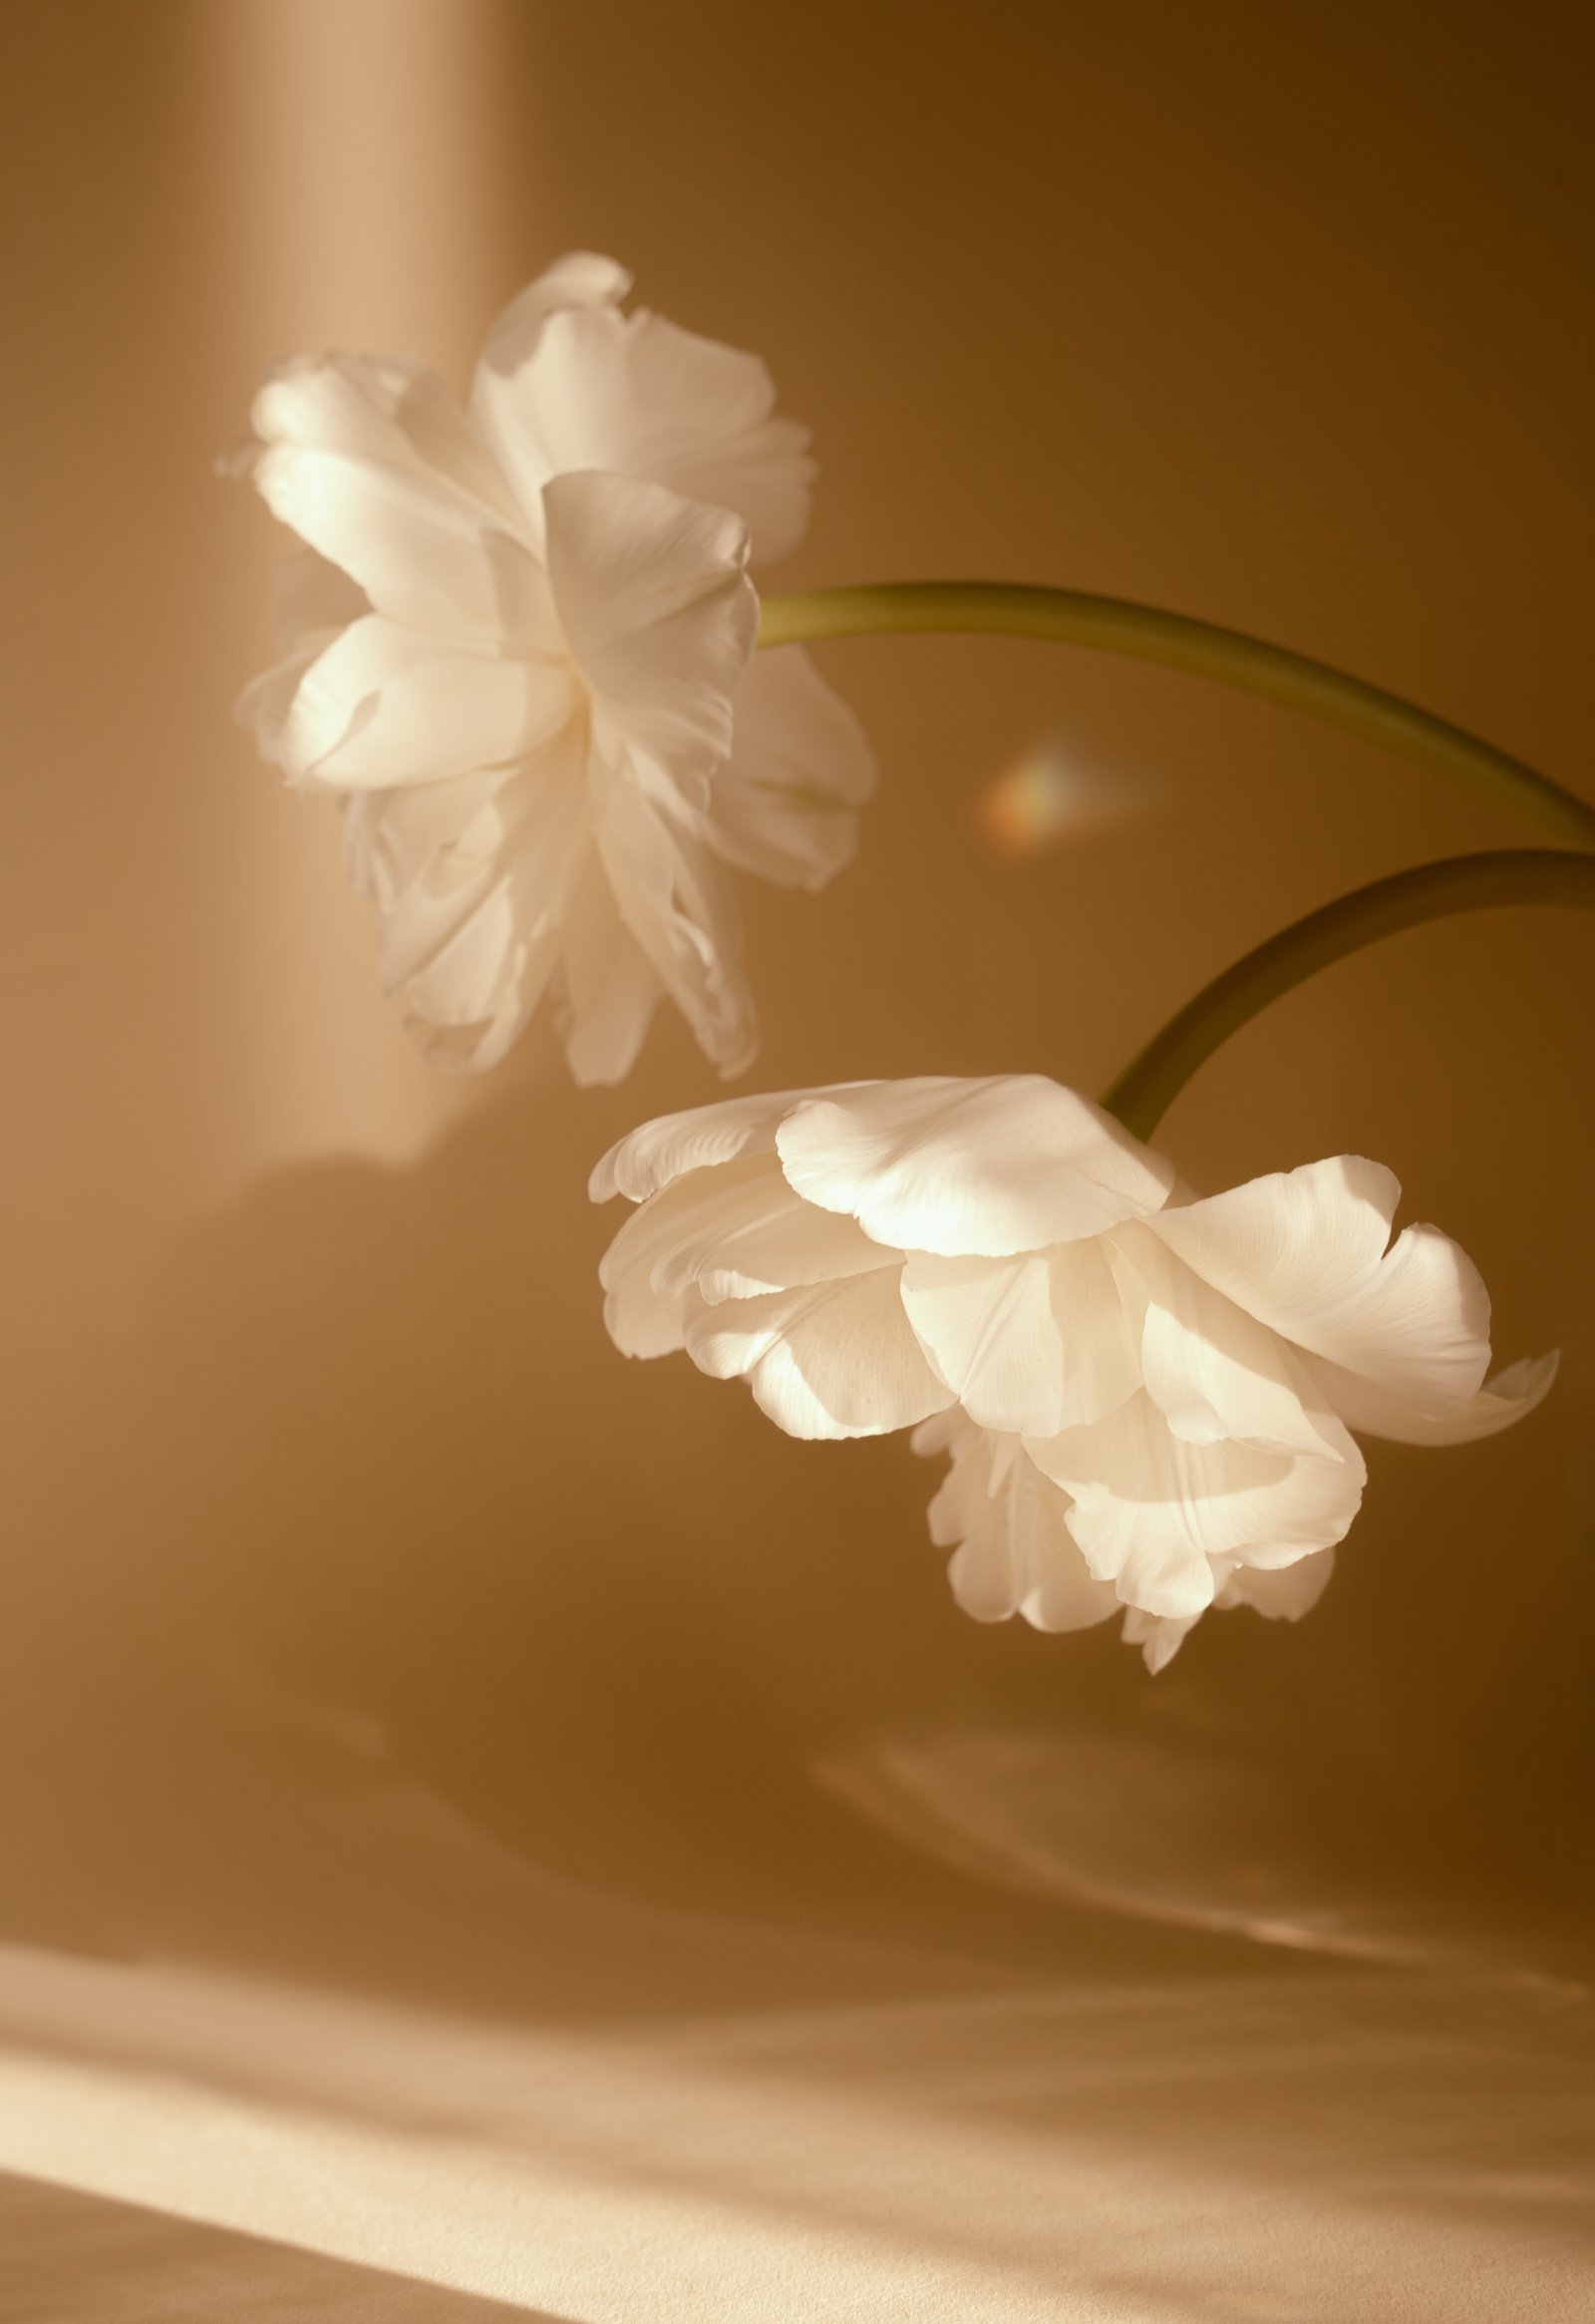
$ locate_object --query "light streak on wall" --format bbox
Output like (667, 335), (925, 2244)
(206, 0), (524, 1178)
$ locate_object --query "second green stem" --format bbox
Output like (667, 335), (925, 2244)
(1100, 849), (1595, 1141)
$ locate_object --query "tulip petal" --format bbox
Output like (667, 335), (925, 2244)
(1310, 1349), (1559, 1446)
(475, 302), (812, 562)
(1218, 1548), (1338, 1620)
(600, 1160), (889, 1363)
(901, 1237), (1140, 1436)
(1147, 1155), (1398, 1311)
(775, 1077), (1176, 1258)
(1148, 1158), (1493, 1417)
(471, 255), (633, 557)
(475, 251), (633, 388)
(275, 616), (578, 790)
(234, 634), (330, 764)
(590, 1086), (853, 1205)
(342, 771), (507, 911)
(251, 352), (521, 523)
(554, 851), (661, 1088)
(1029, 1391), (1364, 1620)
(915, 1413), (1121, 1634)
(1117, 1605), (1204, 1675)
(594, 783), (759, 1077)
(270, 549), (368, 653)
(599, 1156), (774, 1359)
(705, 647), (876, 891)
(249, 440), (541, 644)
(1120, 1543), (1338, 1672)
(655, 1178), (892, 1305)
(684, 1266), (955, 1440)
(390, 886), (545, 1071)
(369, 741), (591, 1071)
(1296, 1222), (1493, 1413)
(1114, 1222), (1344, 1458)
(545, 470), (757, 786)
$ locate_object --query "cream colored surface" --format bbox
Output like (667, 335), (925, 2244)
(0, 3), (1591, 2317)
(4, 1944), (1590, 2321)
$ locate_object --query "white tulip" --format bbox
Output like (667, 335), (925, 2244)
(592, 1076), (1556, 1667)
(230, 254), (873, 1079)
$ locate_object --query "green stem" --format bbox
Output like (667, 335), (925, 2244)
(758, 583), (1595, 850)
(1099, 850), (1595, 1142)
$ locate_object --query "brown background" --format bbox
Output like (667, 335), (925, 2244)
(0, 3), (1591, 2315)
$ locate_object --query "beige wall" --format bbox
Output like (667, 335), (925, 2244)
(1, 0), (1591, 2027)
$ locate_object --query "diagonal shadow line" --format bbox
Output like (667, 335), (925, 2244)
(0, 2169), (572, 2324)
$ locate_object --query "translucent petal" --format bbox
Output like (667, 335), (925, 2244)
(704, 647), (876, 891)
(544, 470), (756, 784)
(915, 1414), (1120, 1634)
(900, 1237), (1140, 1437)
(270, 549), (369, 653)
(1288, 1221), (1492, 1412)
(371, 744), (590, 1071)
(683, 1267), (954, 1440)
(1147, 1155), (1397, 1309)
(1120, 1545), (1337, 1672)
(1147, 1157), (1492, 1417)
(1113, 1221), (1344, 1458)
(389, 883), (541, 1069)
(250, 441), (546, 642)
(590, 1085), (853, 1205)
(775, 1077), (1176, 1258)
(652, 1176), (890, 1306)
(342, 771), (507, 911)
(474, 301), (812, 561)
(554, 851), (660, 1088)
(234, 635), (329, 764)
(1218, 1548), (1338, 1620)
(909, 1408), (966, 1462)
(599, 1156), (780, 1361)
(1028, 1391), (1365, 1620)
(597, 1152), (884, 1356)
(276, 616), (577, 790)
(474, 252), (632, 394)
(251, 351), (519, 521)
(593, 781), (759, 1078)
(1311, 1348), (1559, 1445)
(1118, 1605), (1204, 1675)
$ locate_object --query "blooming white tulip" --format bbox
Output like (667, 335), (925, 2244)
(230, 253), (873, 1078)
(592, 1076), (1555, 1668)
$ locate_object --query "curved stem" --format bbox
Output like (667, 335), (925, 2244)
(759, 583), (1595, 850)
(1100, 850), (1595, 1142)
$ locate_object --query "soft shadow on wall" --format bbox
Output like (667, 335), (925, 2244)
(0, 986), (1588, 2015)
(0, 0), (1590, 2025)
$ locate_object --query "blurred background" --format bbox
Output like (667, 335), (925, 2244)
(1, 3), (1591, 2317)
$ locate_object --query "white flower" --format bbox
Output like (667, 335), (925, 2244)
(230, 253), (874, 1079)
(591, 1076), (1556, 1668)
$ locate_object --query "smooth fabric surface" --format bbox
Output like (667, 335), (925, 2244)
(3, 1931), (1592, 2321)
